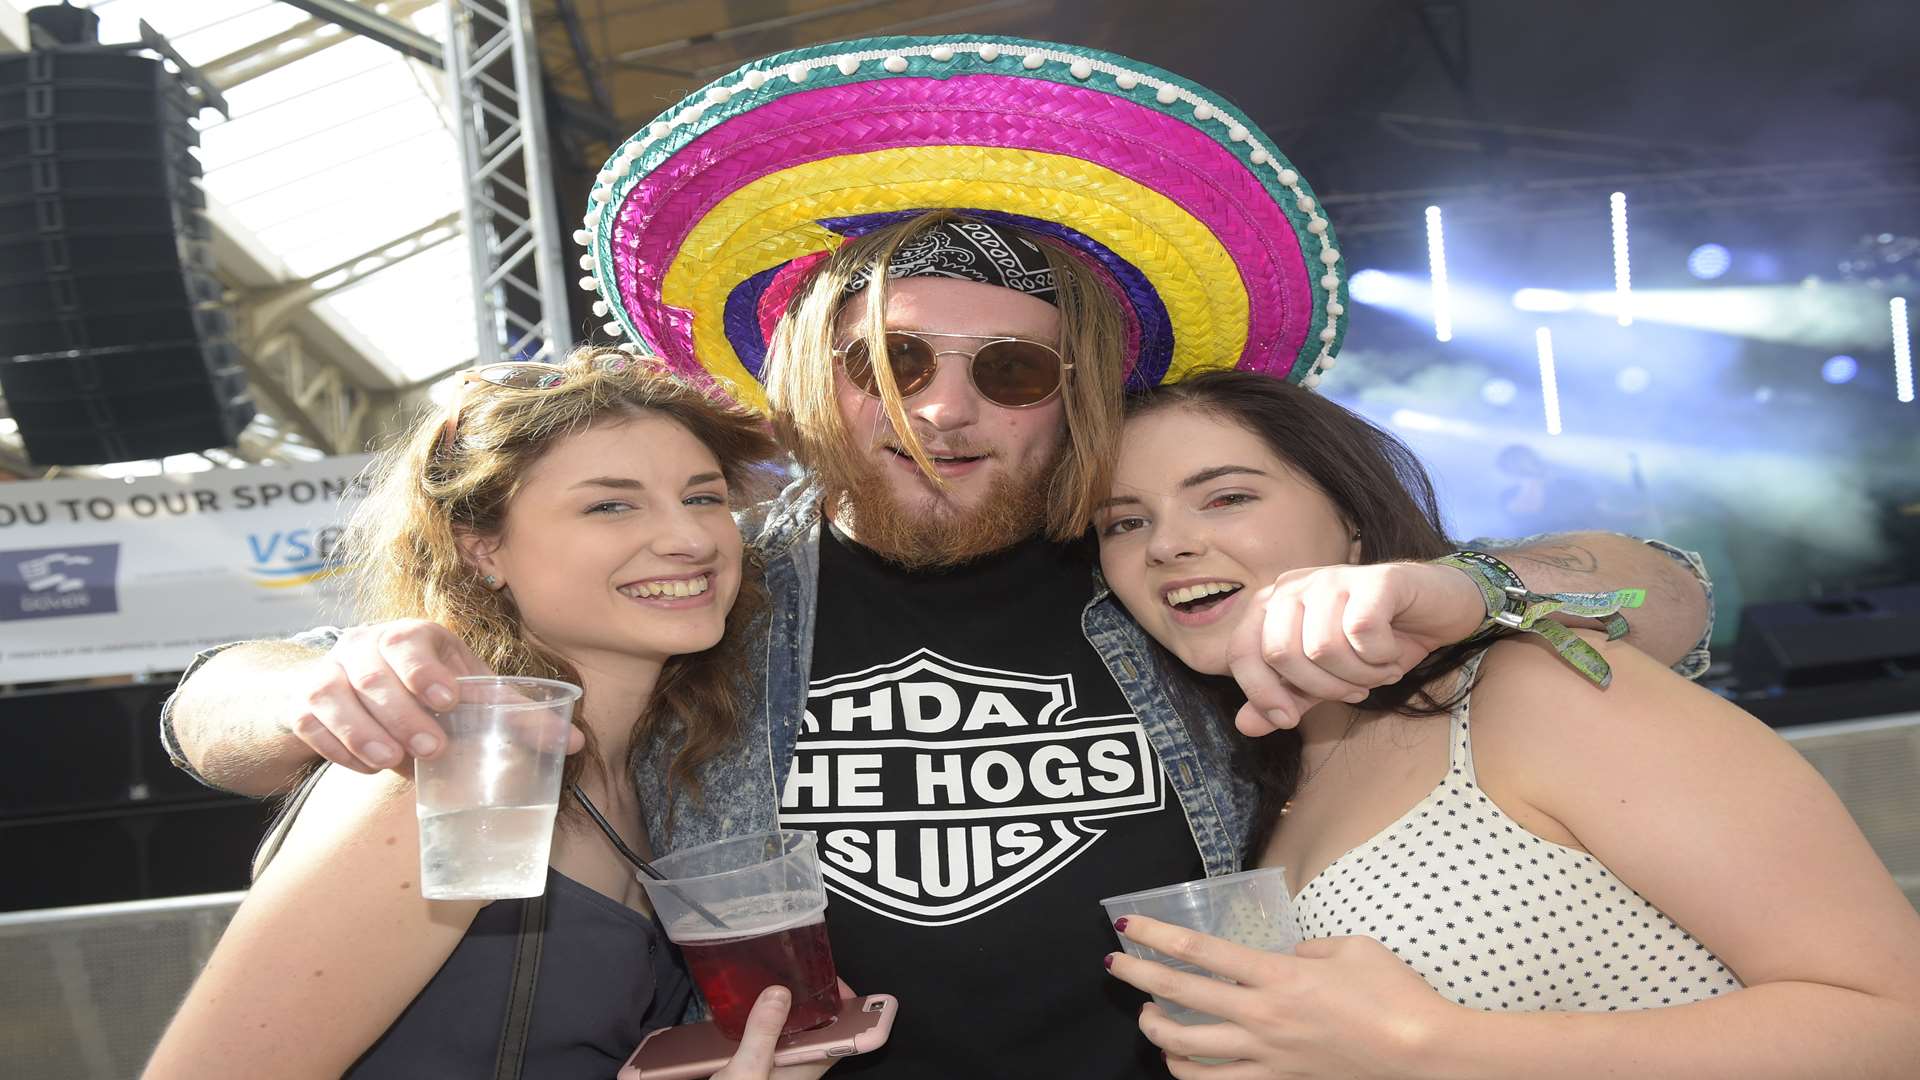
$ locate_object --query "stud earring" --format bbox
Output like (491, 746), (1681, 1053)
(483, 574), (500, 589)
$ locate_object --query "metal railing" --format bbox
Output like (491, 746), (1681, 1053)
(0, 715), (1912, 1077)
(0, 891), (243, 1079)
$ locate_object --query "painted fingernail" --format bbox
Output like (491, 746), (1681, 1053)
(1103, 952), (1116, 970)
(409, 733), (440, 756)
(426, 685), (456, 710)
(364, 742), (399, 767)
(1112, 917), (1129, 933)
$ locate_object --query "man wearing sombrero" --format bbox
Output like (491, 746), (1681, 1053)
(166, 34), (1713, 1078)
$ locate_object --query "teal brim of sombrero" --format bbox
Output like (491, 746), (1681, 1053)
(581, 35), (1348, 413)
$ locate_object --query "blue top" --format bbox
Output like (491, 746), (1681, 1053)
(348, 869), (690, 1078)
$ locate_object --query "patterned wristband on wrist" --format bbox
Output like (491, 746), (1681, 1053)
(1430, 551), (1647, 688)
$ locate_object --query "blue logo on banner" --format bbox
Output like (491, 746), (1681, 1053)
(246, 527), (345, 590)
(0, 544), (121, 621)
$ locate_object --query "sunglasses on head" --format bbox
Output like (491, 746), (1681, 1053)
(834, 330), (1071, 409)
(436, 356), (633, 451)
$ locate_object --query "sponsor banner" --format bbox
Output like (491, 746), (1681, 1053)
(0, 455), (370, 681)
(782, 649), (1165, 926)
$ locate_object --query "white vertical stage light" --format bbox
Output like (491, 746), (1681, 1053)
(1536, 327), (1563, 435)
(1425, 205), (1453, 342)
(1894, 297), (1914, 404)
(1610, 191), (1632, 326)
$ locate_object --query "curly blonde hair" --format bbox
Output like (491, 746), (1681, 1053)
(341, 345), (778, 814)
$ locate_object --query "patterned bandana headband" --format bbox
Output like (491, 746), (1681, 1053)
(582, 35), (1348, 412)
(844, 219), (1059, 306)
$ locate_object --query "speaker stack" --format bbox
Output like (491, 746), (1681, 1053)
(0, 7), (254, 466)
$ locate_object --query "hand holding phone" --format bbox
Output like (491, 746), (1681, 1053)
(622, 987), (896, 1080)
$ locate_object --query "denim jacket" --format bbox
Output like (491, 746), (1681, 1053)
(630, 477), (1259, 879)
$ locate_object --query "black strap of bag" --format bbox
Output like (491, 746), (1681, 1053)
(492, 890), (548, 1080)
(252, 765), (549, 1079)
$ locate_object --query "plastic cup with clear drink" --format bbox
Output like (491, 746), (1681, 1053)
(1101, 867), (1302, 1027)
(638, 830), (840, 1041)
(412, 675), (581, 900)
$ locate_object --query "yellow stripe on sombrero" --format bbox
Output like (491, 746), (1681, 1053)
(661, 146), (1249, 409)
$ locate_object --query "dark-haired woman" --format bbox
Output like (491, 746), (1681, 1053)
(1096, 370), (1920, 1078)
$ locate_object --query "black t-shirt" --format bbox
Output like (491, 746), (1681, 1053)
(781, 525), (1203, 1078)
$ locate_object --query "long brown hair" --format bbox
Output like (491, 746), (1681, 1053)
(1125, 370), (1505, 861)
(341, 346), (778, 816)
(763, 210), (1130, 541)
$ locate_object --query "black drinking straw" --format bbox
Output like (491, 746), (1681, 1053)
(570, 782), (730, 930)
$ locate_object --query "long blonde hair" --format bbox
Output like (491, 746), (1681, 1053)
(763, 211), (1129, 540)
(342, 346), (778, 810)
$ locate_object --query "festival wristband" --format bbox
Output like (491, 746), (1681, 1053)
(1430, 551), (1647, 688)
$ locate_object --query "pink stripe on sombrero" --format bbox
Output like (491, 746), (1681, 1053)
(1058, 243), (1145, 382)
(610, 75), (1310, 376)
(757, 251), (832, 344)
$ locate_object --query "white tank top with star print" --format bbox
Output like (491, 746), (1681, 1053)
(1289, 658), (1744, 1012)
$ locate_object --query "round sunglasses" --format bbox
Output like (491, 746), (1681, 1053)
(834, 330), (1072, 409)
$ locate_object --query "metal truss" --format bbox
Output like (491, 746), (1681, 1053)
(225, 217), (460, 454)
(443, 0), (571, 365)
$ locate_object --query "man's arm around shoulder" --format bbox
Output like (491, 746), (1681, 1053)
(1471, 531), (1712, 674)
(164, 640), (333, 797)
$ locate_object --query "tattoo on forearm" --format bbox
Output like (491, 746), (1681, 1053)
(1490, 543), (1598, 574)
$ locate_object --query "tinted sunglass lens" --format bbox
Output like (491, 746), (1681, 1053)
(973, 341), (1062, 406)
(882, 334), (939, 394)
(841, 340), (880, 393)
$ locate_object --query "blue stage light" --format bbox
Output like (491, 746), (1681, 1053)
(1348, 269), (1392, 304)
(1821, 355), (1859, 384)
(1687, 243), (1732, 280)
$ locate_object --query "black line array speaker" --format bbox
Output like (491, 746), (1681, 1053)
(0, 27), (254, 466)
(1732, 584), (1920, 692)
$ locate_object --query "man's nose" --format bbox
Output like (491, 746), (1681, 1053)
(904, 353), (982, 432)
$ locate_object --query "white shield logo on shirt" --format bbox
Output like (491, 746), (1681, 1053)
(781, 648), (1165, 926)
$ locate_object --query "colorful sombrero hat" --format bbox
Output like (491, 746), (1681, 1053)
(579, 35), (1347, 413)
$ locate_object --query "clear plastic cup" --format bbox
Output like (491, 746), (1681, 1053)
(638, 830), (840, 1040)
(1101, 867), (1302, 1026)
(412, 675), (581, 900)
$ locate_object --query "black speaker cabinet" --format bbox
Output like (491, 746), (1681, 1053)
(1733, 585), (1920, 691)
(0, 46), (253, 466)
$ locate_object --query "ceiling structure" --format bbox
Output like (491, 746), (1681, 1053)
(530, 0), (1920, 250)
